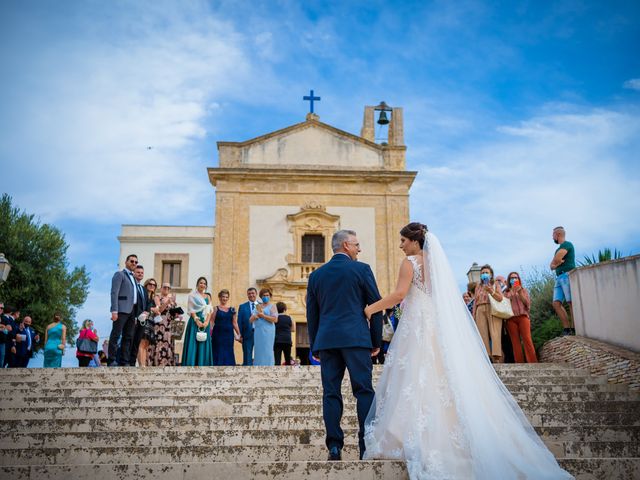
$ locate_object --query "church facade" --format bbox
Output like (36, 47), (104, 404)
(118, 104), (416, 363)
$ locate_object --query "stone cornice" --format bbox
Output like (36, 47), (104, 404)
(118, 236), (214, 244)
(208, 167), (417, 187)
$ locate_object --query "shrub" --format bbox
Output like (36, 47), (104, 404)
(522, 267), (556, 331)
(531, 315), (563, 351)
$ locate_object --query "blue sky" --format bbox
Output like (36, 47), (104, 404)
(1, 0), (639, 362)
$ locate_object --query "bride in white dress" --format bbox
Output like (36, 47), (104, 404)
(363, 222), (573, 479)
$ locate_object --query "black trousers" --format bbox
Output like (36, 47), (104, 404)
(274, 342), (292, 365)
(78, 357), (91, 367)
(320, 348), (374, 459)
(108, 311), (136, 366)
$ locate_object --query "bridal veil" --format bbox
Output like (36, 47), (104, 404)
(364, 232), (573, 479)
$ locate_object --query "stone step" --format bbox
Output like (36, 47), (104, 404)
(0, 369), (593, 382)
(3, 382), (630, 399)
(3, 458), (640, 480)
(3, 413), (639, 439)
(1, 458), (638, 480)
(1, 442), (638, 466)
(3, 376), (607, 391)
(2, 398), (638, 417)
(3, 428), (639, 454)
(4, 390), (637, 406)
(0, 406), (637, 429)
(233, 400), (640, 416)
(0, 445), (366, 465)
(0, 363), (585, 377)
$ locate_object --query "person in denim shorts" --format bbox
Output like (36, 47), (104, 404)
(549, 226), (575, 336)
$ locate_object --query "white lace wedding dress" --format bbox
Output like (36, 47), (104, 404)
(363, 232), (573, 479)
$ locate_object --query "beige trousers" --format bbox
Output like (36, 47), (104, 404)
(474, 303), (503, 359)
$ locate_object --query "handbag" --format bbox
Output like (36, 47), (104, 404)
(76, 336), (98, 354)
(196, 328), (207, 342)
(382, 315), (395, 342)
(488, 292), (514, 320)
(170, 318), (186, 340)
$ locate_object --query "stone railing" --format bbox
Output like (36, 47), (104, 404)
(540, 336), (640, 391)
(289, 263), (323, 281)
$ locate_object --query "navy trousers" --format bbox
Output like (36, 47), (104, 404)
(320, 347), (374, 459)
(242, 333), (254, 366)
(108, 311), (136, 366)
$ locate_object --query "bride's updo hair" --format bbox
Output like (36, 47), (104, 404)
(400, 222), (428, 249)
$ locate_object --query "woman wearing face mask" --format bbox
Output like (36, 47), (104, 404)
(251, 287), (278, 366)
(504, 272), (537, 363)
(472, 264), (504, 363)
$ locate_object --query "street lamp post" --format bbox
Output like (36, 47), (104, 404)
(0, 253), (11, 284)
(466, 262), (481, 285)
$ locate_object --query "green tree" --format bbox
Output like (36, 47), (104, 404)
(523, 267), (563, 351)
(0, 194), (90, 346)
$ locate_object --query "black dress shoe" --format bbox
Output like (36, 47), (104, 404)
(327, 446), (342, 461)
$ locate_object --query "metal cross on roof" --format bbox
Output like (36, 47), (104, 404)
(303, 89), (321, 114)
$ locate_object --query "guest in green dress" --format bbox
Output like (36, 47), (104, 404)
(182, 276), (214, 366)
(43, 313), (66, 368)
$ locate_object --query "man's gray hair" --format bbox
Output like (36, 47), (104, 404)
(332, 229), (357, 252)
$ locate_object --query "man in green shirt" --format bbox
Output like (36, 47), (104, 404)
(549, 226), (575, 336)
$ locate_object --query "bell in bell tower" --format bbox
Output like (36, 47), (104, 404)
(360, 101), (404, 147)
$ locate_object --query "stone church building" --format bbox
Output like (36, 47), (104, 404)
(118, 104), (417, 363)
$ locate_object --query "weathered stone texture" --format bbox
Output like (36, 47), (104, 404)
(540, 335), (640, 391)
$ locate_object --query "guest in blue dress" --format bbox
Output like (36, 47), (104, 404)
(43, 313), (66, 368)
(251, 287), (278, 366)
(211, 289), (241, 366)
(182, 277), (214, 367)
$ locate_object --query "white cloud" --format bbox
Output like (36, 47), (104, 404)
(623, 79), (640, 91)
(1, 2), (252, 223)
(409, 106), (640, 284)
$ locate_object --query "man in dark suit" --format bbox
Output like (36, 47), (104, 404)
(237, 287), (258, 366)
(9, 315), (39, 368)
(306, 229), (383, 461)
(1, 304), (17, 367)
(108, 254), (140, 366)
(129, 264), (149, 366)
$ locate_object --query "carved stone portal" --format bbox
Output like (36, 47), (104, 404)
(256, 203), (341, 348)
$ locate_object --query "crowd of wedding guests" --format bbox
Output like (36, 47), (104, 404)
(179, 279), (295, 367)
(0, 226), (574, 368)
(463, 227), (576, 364)
(105, 255), (297, 367)
(463, 268), (538, 364)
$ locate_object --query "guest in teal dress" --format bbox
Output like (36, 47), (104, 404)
(251, 287), (278, 366)
(182, 276), (214, 366)
(211, 289), (241, 366)
(43, 313), (66, 368)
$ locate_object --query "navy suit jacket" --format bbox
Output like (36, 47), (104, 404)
(306, 254), (383, 354)
(237, 301), (254, 339)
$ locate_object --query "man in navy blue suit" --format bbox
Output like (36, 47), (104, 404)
(237, 287), (258, 366)
(306, 229), (383, 461)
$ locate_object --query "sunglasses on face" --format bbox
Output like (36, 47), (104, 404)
(149, 283), (157, 287)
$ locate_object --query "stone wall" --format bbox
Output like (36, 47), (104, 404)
(540, 335), (640, 391)
(569, 254), (640, 352)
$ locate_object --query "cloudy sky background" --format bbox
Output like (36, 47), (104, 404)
(1, 1), (639, 364)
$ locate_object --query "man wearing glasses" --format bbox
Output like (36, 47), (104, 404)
(108, 254), (140, 366)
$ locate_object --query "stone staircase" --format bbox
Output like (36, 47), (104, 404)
(0, 364), (638, 479)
